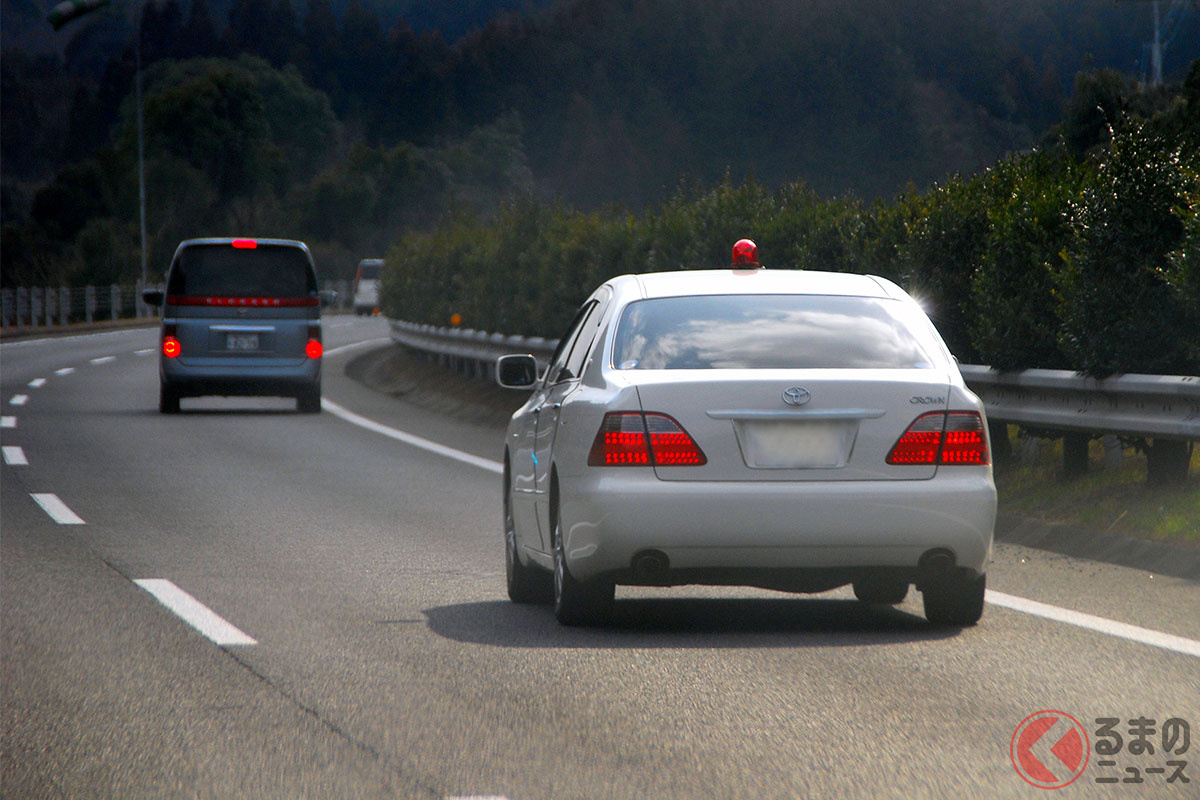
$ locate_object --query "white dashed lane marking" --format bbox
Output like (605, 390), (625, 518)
(28, 378), (47, 388)
(3, 446), (28, 465)
(55, 368), (75, 376)
(9, 395), (28, 406)
(90, 356), (116, 365)
(31, 493), (85, 525)
(1, 416), (15, 429)
(134, 579), (256, 646)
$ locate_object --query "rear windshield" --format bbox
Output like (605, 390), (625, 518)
(357, 262), (382, 280)
(612, 294), (938, 370)
(168, 244), (316, 297)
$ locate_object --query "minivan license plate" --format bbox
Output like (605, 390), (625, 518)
(226, 333), (259, 351)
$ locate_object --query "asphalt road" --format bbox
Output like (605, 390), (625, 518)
(3, 317), (1198, 799)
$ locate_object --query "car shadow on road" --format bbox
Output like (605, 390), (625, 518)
(422, 597), (964, 649)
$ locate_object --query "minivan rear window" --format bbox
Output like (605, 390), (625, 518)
(168, 244), (316, 298)
(612, 294), (938, 370)
(357, 262), (382, 280)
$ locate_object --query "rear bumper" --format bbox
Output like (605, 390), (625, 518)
(161, 357), (320, 397)
(556, 470), (996, 585)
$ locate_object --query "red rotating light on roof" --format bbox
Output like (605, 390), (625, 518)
(732, 238), (759, 268)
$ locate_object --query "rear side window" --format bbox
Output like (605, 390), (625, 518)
(168, 244), (316, 298)
(612, 294), (938, 370)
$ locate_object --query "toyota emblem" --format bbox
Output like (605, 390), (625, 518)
(782, 387), (811, 406)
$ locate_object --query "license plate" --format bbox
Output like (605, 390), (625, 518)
(226, 333), (259, 351)
(734, 419), (858, 469)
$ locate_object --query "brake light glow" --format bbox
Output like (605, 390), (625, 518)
(887, 411), (989, 466)
(162, 336), (181, 358)
(232, 239), (257, 249)
(306, 324), (322, 359)
(588, 412), (706, 467)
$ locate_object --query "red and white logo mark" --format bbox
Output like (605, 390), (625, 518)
(1011, 710), (1090, 789)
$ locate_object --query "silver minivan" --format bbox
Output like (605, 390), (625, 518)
(142, 238), (326, 413)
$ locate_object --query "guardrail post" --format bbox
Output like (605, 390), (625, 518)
(46, 285), (58, 327)
(110, 285), (121, 321)
(1102, 435), (1124, 469)
(16, 288), (28, 327)
(1062, 433), (1089, 478)
(31, 287), (43, 327)
(85, 286), (96, 323)
(2, 288), (13, 328)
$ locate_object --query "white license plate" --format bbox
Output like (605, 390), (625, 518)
(734, 419), (858, 469)
(226, 333), (259, 351)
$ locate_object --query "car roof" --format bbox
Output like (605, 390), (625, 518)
(609, 269), (904, 302)
(175, 237), (311, 253)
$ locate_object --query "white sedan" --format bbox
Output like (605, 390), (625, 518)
(497, 255), (996, 627)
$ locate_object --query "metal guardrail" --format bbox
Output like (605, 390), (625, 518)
(958, 366), (1200, 441)
(390, 319), (1200, 441)
(1, 281), (356, 331)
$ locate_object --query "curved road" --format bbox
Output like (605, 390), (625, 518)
(3, 317), (1197, 798)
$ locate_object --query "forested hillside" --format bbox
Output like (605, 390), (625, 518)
(2, 0), (1197, 290)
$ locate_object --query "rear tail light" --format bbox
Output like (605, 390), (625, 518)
(588, 412), (707, 467)
(305, 324), (322, 359)
(162, 324), (180, 358)
(887, 411), (989, 466)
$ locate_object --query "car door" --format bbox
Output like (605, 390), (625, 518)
(532, 290), (611, 540)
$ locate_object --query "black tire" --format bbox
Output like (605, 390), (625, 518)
(552, 511), (613, 626)
(297, 384), (321, 413)
(922, 572), (986, 626)
(505, 484), (551, 604)
(853, 578), (909, 605)
(159, 384), (180, 414)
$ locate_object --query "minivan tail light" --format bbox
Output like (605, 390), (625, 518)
(162, 324), (180, 358)
(588, 412), (706, 467)
(887, 411), (989, 466)
(306, 324), (322, 359)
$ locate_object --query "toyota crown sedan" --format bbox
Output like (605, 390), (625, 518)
(497, 259), (996, 627)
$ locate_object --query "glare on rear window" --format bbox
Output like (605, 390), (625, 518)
(168, 244), (316, 297)
(611, 294), (938, 370)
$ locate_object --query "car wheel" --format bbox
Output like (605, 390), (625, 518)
(853, 578), (909, 605)
(159, 384), (180, 414)
(297, 384), (321, 413)
(922, 572), (986, 626)
(505, 485), (551, 604)
(552, 511), (613, 626)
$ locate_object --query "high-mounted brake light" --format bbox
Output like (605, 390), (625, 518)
(588, 412), (707, 467)
(887, 411), (989, 466)
(232, 238), (257, 249)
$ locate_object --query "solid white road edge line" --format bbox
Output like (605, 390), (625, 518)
(322, 397), (503, 475)
(322, 337), (392, 357)
(986, 590), (1200, 659)
(325, 390), (1200, 657)
(3, 446), (28, 465)
(134, 579), (257, 647)
(30, 493), (85, 524)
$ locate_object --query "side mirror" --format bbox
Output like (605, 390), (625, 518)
(496, 354), (539, 389)
(319, 289), (338, 308)
(142, 288), (164, 307)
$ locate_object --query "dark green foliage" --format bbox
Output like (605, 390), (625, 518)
(970, 152), (1086, 370)
(1059, 122), (1198, 377)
